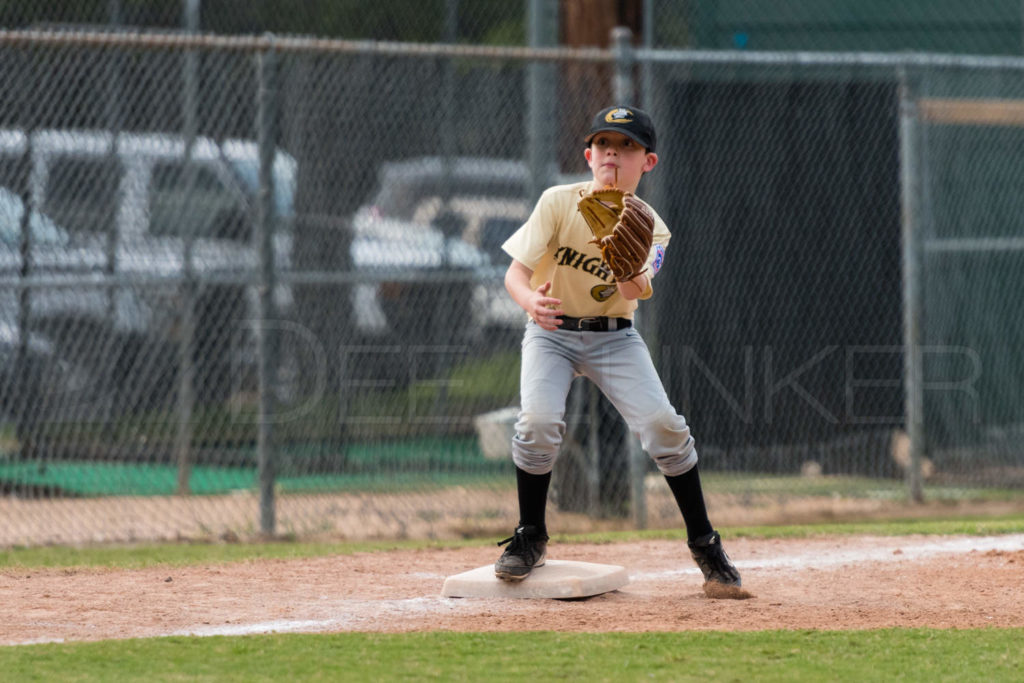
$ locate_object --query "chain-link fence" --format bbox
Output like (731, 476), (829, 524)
(6, 1), (1024, 55)
(0, 24), (1022, 546)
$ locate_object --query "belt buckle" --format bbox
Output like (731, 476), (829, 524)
(578, 316), (601, 331)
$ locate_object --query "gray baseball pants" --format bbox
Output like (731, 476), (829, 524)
(512, 321), (697, 477)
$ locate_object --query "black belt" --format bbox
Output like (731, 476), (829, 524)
(557, 316), (632, 332)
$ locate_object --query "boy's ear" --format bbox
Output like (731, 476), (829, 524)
(584, 147), (593, 163)
(643, 152), (659, 172)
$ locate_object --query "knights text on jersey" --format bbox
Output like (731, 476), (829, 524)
(501, 181), (671, 319)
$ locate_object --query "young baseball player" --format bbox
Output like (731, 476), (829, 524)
(495, 105), (741, 592)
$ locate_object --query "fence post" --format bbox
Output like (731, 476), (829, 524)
(612, 26), (634, 104)
(256, 40), (281, 535)
(899, 67), (926, 504)
(15, 129), (35, 461)
(175, 3), (201, 495)
(527, 0), (558, 202)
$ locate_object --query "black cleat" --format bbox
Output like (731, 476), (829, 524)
(494, 525), (548, 581)
(688, 530), (741, 587)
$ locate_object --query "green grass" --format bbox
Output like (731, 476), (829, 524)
(3, 515), (1023, 570)
(724, 514), (1024, 539)
(1, 630), (1022, 681)
(566, 514), (1024, 545)
(702, 471), (1024, 502)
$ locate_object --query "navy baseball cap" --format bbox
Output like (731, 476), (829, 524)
(584, 105), (657, 152)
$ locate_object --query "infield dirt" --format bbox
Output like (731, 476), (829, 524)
(2, 533), (1023, 644)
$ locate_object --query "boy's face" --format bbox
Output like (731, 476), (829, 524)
(585, 131), (658, 191)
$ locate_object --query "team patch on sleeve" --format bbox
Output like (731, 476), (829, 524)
(651, 244), (666, 274)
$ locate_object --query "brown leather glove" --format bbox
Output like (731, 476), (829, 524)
(577, 188), (654, 282)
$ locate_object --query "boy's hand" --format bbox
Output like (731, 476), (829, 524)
(529, 281), (564, 330)
(577, 187), (627, 241)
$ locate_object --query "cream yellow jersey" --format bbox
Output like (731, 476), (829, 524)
(501, 180), (671, 320)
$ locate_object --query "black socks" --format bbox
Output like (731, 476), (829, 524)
(515, 466), (552, 534)
(516, 465), (710, 541)
(664, 465), (714, 541)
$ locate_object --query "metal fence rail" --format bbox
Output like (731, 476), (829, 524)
(1, 28), (1022, 547)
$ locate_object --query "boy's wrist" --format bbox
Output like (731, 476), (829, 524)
(617, 274), (649, 299)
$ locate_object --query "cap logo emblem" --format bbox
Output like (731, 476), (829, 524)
(605, 108), (633, 123)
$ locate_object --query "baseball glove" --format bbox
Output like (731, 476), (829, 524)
(577, 188), (655, 282)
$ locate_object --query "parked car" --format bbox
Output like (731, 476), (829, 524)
(0, 128), (298, 410)
(350, 156), (587, 337)
(0, 187), (107, 421)
(0, 137), (576, 421)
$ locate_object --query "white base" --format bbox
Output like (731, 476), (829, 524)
(441, 559), (629, 599)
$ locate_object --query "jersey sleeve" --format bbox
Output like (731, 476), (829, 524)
(646, 213), (671, 278)
(636, 208), (671, 299)
(501, 189), (558, 269)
